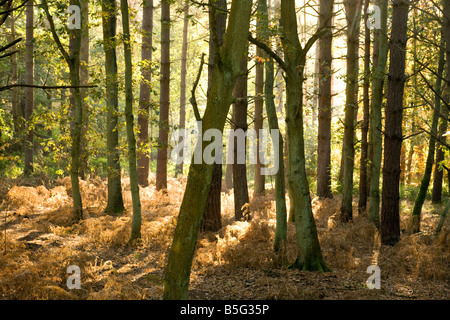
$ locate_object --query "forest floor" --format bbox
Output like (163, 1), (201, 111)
(0, 174), (448, 300)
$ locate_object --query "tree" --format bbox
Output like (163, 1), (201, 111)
(79, 0), (90, 180)
(358, 0), (371, 213)
(102, 0), (125, 215)
(176, 0), (189, 177)
(163, 0), (253, 300)
(249, 0), (333, 270)
(411, 26), (445, 233)
(340, 0), (363, 223)
(432, 0), (450, 204)
(316, 0), (334, 199)
(258, 0), (287, 256)
(380, 0), (410, 246)
(232, 56), (251, 221)
(137, 0), (154, 187)
(369, 0), (389, 226)
(201, 0), (227, 232)
(42, 0), (84, 222)
(254, 0), (266, 196)
(120, 0), (142, 241)
(24, 0), (34, 176)
(156, 0), (171, 191)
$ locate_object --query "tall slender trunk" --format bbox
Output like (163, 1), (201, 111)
(79, 0), (90, 180)
(432, 0), (450, 204)
(340, 0), (363, 223)
(316, 0), (333, 199)
(102, 0), (124, 215)
(156, 0), (171, 191)
(369, 0), (388, 226)
(176, 1), (189, 177)
(259, 0), (287, 255)
(358, 0), (371, 214)
(9, 12), (21, 137)
(120, 0), (142, 241)
(24, 0), (34, 176)
(163, 0), (253, 300)
(380, 0), (410, 246)
(201, 0), (227, 232)
(233, 56), (251, 221)
(411, 30), (445, 233)
(137, 0), (153, 187)
(254, 0), (266, 195)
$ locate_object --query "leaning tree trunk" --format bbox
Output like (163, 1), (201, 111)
(411, 29), (445, 233)
(120, 0), (142, 241)
(137, 0), (153, 187)
(79, 0), (89, 180)
(380, 0), (410, 246)
(102, 0), (125, 215)
(163, 0), (253, 300)
(316, 0), (334, 199)
(156, 0), (170, 191)
(369, 0), (388, 226)
(340, 0), (363, 223)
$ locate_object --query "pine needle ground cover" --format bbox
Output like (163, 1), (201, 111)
(0, 175), (448, 300)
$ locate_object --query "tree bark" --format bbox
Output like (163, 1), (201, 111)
(368, 0), (388, 226)
(280, 0), (330, 271)
(176, 0), (189, 177)
(102, 0), (125, 215)
(380, 0), (410, 246)
(24, 0), (34, 176)
(340, 0), (363, 223)
(163, 0), (253, 300)
(79, 0), (89, 180)
(316, 0), (334, 199)
(200, 0), (227, 232)
(137, 0), (153, 187)
(120, 0), (142, 241)
(358, 0), (371, 214)
(233, 56), (251, 221)
(156, 0), (170, 191)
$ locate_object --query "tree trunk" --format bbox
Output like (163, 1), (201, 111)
(340, 0), (363, 223)
(233, 57), (251, 221)
(8, 12), (21, 137)
(380, 0), (410, 246)
(369, 0), (388, 226)
(358, 0), (371, 214)
(432, 0), (450, 204)
(79, 0), (90, 180)
(316, 0), (334, 199)
(200, 0), (227, 232)
(120, 0), (142, 241)
(411, 29), (445, 233)
(163, 0), (253, 300)
(176, 0), (189, 177)
(102, 0), (125, 215)
(260, 0), (287, 256)
(156, 0), (170, 191)
(137, 0), (153, 187)
(254, 0), (266, 196)
(24, 0), (34, 176)
(280, 0), (330, 271)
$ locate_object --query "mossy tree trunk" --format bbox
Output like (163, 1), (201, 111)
(102, 0), (125, 215)
(163, 0), (253, 300)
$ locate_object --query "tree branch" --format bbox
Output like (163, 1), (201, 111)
(0, 83), (96, 92)
(189, 53), (206, 122)
(248, 34), (288, 72)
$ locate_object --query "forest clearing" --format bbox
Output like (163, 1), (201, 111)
(0, 0), (449, 302)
